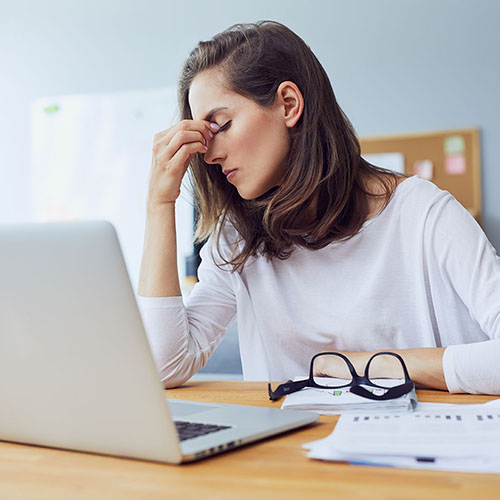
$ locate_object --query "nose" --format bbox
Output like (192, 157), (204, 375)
(203, 139), (226, 165)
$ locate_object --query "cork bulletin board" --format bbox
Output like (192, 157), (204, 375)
(360, 128), (482, 222)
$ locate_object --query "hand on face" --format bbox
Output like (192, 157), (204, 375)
(148, 120), (220, 206)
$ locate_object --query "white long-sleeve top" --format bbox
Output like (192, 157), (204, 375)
(138, 176), (500, 394)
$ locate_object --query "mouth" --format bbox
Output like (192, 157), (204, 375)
(223, 169), (237, 181)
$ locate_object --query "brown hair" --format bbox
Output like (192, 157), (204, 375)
(178, 20), (401, 272)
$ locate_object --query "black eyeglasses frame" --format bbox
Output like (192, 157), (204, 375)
(267, 351), (414, 402)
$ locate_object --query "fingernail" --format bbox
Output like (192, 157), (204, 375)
(208, 130), (214, 138)
(210, 122), (220, 131)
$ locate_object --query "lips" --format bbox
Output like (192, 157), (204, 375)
(223, 169), (237, 182)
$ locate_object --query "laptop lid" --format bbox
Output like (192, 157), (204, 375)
(0, 221), (183, 463)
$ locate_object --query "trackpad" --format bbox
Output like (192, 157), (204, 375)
(167, 399), (220, 418)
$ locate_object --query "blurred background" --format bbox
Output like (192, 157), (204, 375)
(1, 0), (499, 378)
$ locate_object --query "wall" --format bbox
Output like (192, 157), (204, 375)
(1, 0), (499, 238)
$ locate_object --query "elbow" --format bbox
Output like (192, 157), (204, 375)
(157, 354), (205, 389)
(160, 371), (192, 389)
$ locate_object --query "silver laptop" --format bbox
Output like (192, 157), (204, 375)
(0, 220), (318, 463)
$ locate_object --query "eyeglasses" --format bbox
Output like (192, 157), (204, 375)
(268, 351), (414, 401)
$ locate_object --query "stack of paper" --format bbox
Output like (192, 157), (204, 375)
(303, 399), (500, 473)
(281, 377), (417, 414)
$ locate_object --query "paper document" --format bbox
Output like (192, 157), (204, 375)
(304, 399), (500, 473)
(281, 377), (417, 415)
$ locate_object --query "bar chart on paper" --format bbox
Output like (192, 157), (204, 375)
(304, 399), (500, 472)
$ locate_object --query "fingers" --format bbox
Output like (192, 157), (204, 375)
(153, 133), (207, 176)
(161, 129), (208, 161)
(153, 120), (218, 169)
(154, 119), (215, 150)
(168, 141), (208, 175)
(148, 119), (218, 204)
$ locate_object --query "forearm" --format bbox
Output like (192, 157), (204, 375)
(139, 119), (214, 297)
(380, 347), (447, 390)
(138, 202), (181, 297)
(348, 347), (447, 391)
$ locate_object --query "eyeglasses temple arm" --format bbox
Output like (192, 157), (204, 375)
(268, 378), (310, 401)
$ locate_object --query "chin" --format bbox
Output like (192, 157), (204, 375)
(236, 185), (279, 201)
(236, 187), (261, 200)
(237, 192), (258, 201)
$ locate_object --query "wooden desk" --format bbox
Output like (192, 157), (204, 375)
(1, 381), (499, 499)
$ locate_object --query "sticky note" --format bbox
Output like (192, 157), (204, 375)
(444, 135), (465, 155)
(414, 160), (433, 180)
(444, 154), (467, 175)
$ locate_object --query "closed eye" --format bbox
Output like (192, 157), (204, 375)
(218, 120), (231, 132)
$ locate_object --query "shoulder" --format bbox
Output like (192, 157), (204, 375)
(365, 174), (448, 224)
(394, 175), (450, 206)
(395, 177), (489, 256)
(386, 175), (462, 222)
(370, 176), (479, 243)
(401, 176), (475, 223)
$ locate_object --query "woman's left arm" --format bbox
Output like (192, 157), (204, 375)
(339, 337), (500, 394)
(423, 194), (500, 394)
(335, 347), (447, 390)
(334, 192), (500, 395)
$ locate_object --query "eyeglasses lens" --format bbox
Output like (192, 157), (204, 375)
(312, 354), (352, 387)
(366, 354), (406, 388)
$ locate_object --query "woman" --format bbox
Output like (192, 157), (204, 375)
(138, 21), (500, 394)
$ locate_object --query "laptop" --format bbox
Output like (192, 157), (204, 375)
(0, 220), (318, 463)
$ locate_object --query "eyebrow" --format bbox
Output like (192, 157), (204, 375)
(202, 107), (228, 122)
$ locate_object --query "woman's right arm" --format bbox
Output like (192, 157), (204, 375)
(138, 120), (216, 298)
(137, 120), (238, 388)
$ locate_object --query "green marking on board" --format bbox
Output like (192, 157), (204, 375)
(444, 135), (465, 155)
(43, 104), (60, 114)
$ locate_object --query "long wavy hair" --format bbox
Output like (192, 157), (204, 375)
(178, 20), (400, 272)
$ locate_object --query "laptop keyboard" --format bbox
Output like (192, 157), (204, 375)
(174, 420), (232, 441)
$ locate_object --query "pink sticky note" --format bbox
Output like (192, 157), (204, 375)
(444, 154), (467, 175)
(414, 160), (433, 180)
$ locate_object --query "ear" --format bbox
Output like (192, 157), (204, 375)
(275, 81), (304, 128)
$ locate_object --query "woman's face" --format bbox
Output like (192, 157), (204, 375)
(189, 70), (291, 200)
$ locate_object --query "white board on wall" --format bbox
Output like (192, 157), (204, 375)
(30, 86), (194, 291)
